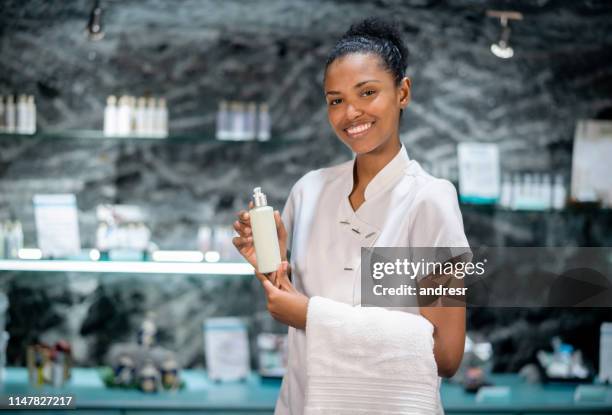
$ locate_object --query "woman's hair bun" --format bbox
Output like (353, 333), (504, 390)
(325, 17), (409, 86)
(344, 17), (408, 63)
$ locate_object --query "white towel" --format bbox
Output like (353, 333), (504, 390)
(304, 296), (440, 415)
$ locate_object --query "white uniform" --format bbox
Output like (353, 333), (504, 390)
(275, 144), (469, 415)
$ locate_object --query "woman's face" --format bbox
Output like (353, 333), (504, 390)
(324, 53), (410, 154)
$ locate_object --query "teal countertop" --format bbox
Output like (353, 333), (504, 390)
(1, 367), (611, 414)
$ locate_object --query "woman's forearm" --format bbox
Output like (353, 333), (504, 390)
(421, 305), (466, 377)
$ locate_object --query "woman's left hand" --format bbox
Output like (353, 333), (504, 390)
(256, 261), (309, 330)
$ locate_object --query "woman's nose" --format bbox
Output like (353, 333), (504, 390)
(345, 103), (364, 120)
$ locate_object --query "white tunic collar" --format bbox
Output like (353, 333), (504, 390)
(345, 143), (411, 202)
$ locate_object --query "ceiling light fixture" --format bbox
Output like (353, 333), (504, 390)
(487, 10), (523, 59)
(86, 0), (104, 41)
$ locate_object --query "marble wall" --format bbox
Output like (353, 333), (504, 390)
(1, 0), (612, 372)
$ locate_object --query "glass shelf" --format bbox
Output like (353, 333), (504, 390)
(459, 203), (611, 214)
(0, 259), (254, 275)
(0, 130), (279, 144)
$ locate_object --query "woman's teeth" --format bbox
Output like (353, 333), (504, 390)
(346, 122), (373, 135)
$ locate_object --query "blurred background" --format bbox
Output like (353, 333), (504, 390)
(0, 0), (611, 412)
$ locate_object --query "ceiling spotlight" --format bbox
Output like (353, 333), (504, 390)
(487, 10), (523, 59)
(86, 0), (104, 41)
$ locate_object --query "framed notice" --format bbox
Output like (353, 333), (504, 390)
(33, 194), (81, 258)
(203, 317), (250, 382)
(571, 120), (612, 207)
(457, 142), (500, 204)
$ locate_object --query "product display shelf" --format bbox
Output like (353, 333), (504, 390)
(2, 368), (611, 414)
(0, 259), (253, 276)
(0, 130), (278, 144)
(460, 202), (612, 214)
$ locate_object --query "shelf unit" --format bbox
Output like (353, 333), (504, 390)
(0, 130), (278, 144)
(0, 259), (254, 275)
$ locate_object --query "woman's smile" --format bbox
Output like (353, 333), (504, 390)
(344, 121), (375, 138)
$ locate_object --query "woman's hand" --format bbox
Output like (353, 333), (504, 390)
(232, 201), (288, 275)
(256, 261), (309, 330)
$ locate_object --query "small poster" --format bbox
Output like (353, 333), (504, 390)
(33, 194), (81, 258)
(571, 120), (612, 206)
(203, 317), (250, 382)
(458, 142), (500, 204)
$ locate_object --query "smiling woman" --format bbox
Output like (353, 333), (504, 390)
(233, 17), (469, 415)
(323, 20), (412, 211)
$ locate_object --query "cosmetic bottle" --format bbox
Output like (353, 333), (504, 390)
(257, 103), (270, 141)
(104, 96), (118, 137)
(5, 95), (15, 133)
(552, 174), (567, 210)
(128, 96), (137, 134)
(234, 102), (246, 140)
(117, 96), (131, 136)
(0, 96), (5, 133)
(216, 100), (228, 140)
(136, 97), (146, 136)
(27, 95), (36, 134)
(249, 187), (281, 274)
(511, 174), (521, 210)
(156, 98), (168, 138)
(499, 174), (512, 208)
(542, 174), (552, 210)
(229, 101), (239, 140)
(246, 102), (257, 140)
(17, 95), (27, 134)
(144, 97), (155, 137)
(0, 222), (5, 259)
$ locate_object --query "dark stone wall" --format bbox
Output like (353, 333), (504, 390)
(1, 0), (611, 371)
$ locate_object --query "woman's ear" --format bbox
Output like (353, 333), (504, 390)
(399, 77), (411, 109)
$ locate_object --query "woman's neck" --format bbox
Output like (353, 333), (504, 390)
(353, 138), (402, 190)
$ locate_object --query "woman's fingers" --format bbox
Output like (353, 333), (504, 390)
(254, 271), (267, 285)
(232, 235), (253, 249)
(233, 220), (251, 236)
(237, 209), (250, 225)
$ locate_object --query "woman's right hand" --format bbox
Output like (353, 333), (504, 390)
(232, 201), (288, 272)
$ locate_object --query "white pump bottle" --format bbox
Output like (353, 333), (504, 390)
(249, 187), (281, 274)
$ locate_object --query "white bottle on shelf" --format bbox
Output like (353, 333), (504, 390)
(6, 95), (16, 133)
(524, 174), (535, 209)
(117, 95), (131, 137)
(534, 173), (544, 210)
(228, 101), (238, 140)
(257, 103), (270, 141)
(0, 222), (5, 259)
(156, 98), (168, 138)
(511, 173), (521, 210)
(499, 174), (512, 208)
(104, 95), (118, 137)
(128, 96), (137, 135)
(0, 96), (5, 133)
(542, 174), (552, 210)
(16, 94), (27, 134)
(136, 97), (147, 136)
(144, 97), (155, 137)
(249, 187), (281, 274)
(552, 174), (567, 210)
(233, 102), (246, 140)
(216, 100), (229, 140)
(26, 95), (36, 134)
(246, 102), (257, 140)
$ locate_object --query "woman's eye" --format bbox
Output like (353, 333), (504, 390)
(362, 90), (376, 97)
(329, 98), (342, 106)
